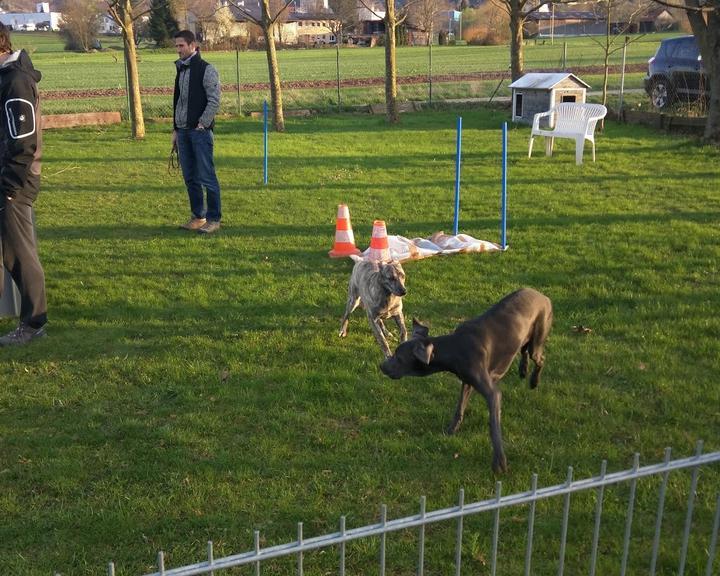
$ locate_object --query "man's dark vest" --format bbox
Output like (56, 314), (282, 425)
(173, 53), (214, 131)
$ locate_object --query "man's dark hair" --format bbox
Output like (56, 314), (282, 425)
(174, 29), (196, 45)
(0, 23), (13, 53)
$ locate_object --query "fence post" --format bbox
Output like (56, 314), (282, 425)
(418, 496), (426, 576)
(208, 541), (215, 576)
(679, 440), (704, 576)
(650, 448), (673, 576)
(236, 48), (242, 116)
(254, 530), (261, 576)
(491, 482), (502, 576)
(455, 488), (464, 576)
(557, 467), (573, 576)
(589, 460), (607, 576)
(339, 516), (346, 576)
(336, 41), (341, 113)
(379, 504), (387, 576)
(524, 474), (538, 576)
(620, 453), (640, 576)
(297, 522), (304, 576)
(428, 41), (433, 105)
(618, 36), (629, 120)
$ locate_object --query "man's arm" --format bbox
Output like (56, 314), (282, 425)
(197, 65), (220, 129)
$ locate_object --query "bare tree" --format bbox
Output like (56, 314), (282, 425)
(491, 0), (586, 80)
(586, 0), (652, 108)
(106, 0), (151, 139)
(359, 0), (417, 123)
(328, 0), (358, 41)
(227, 0), (293, 131)
(59, 0), (102, 52)
(199, 2), (235, 45)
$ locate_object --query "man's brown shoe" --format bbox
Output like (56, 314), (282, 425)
(180, 217), (207, 230)
(198, 221), (221, 234)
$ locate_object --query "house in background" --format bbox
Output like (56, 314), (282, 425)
(524, 7), (604, 38)
(0, 2), (62, 31)
(509, 72), (590, 124)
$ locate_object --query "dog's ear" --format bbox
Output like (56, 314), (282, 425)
(412, 339), (433, 365)
(411, 318), (430, 338)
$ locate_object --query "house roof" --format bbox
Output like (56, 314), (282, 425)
(508, 72), (591, 90)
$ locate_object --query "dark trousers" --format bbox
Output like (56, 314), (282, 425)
(0, 197), (47, 328)
(176, 128), (222, 222)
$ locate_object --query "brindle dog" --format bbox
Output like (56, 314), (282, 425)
(339, 259), (407, 358)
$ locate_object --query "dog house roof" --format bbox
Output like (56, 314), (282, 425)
(508, 72), (591, 90)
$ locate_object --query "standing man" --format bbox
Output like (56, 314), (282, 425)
(172, 30), (222, 234)
(0, 23), (47, 347)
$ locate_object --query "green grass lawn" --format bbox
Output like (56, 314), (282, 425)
(1, 108), (719, 575)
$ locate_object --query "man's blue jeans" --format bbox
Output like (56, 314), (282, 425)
(176, 128), (222, 222)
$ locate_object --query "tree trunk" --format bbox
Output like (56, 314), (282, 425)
(384, 2), (399, 124)
(122, 22), (145, 138)
(686, 7), (720, 142)
(114, 0), (145, 139)
(260, 0), (285, 132)
(601, 3), (611, 108)
(509, 1), (524, 81)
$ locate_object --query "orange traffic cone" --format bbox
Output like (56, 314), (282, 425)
(366, 220), (392, 262)
(329, 204), (361, 258)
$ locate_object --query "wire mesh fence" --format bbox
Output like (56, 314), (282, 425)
(39, 40), (665, 121)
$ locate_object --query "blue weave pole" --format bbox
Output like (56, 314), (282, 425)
(263, 100), (268, 185)
(501, 121), (508, 249)
(453, 116), (462, 236)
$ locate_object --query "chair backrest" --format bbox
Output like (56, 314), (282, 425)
(553, 103), (607, 134)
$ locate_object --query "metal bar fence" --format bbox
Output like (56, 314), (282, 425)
(103, 443), (719, 576)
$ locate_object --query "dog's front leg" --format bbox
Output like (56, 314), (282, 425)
(367, 311), (392, 358)
(474, 376), (508, 474)
(339, 296), (361, 338)
(446, 382), (473, 435)
(393, 312), (407, 343)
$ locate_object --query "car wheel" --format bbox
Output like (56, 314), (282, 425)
(650, 79), (673, 110)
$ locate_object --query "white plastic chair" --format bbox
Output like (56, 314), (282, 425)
(528, 103), (607, 165)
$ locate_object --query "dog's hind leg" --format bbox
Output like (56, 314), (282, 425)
(447, 382), (473, 435)
(528, 309), (552, 388)
(339, 294), (361, 338)
(519, 343), (530, 379)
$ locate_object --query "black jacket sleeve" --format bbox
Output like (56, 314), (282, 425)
(1, 73), (39, 199)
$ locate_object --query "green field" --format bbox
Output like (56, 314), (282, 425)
(10, 31), (682, 116)
(1, 108), (719, 575)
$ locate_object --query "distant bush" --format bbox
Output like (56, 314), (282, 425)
(462, 5), (509, 46)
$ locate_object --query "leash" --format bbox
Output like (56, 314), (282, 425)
(168, 145), (179, 173)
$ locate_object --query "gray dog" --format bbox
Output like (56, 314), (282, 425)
(380, 288), (553, 474)
(339, 259), (408, 358)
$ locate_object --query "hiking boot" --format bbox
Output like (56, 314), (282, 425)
(0, 323), (47, 347)
(198, 220), (221, 234)
(180, 217), (207, 230)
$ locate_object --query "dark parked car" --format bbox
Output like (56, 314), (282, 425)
(644, 36), (708, 110)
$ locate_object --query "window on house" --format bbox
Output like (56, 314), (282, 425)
(514, 93), (523, 118)
(561, 94), (577, 103)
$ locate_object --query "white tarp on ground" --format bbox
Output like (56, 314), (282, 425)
(353, 232), (504, 263)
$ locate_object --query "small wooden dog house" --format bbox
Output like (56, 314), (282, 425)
(509, 73), (590, 124)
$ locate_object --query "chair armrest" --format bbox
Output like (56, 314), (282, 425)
(532, 109), (554, 133)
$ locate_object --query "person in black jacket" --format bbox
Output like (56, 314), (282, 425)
(172, 29), (222, 234)
(0, 23), (47, 346)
